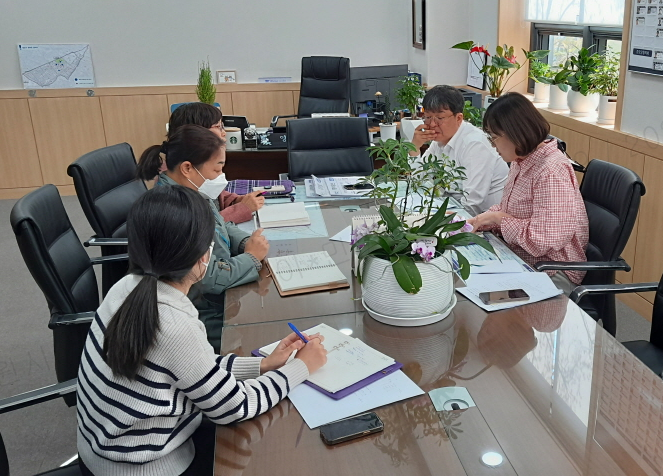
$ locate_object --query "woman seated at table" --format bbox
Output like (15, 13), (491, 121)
(162, 102), (265, 224)
(467, 93), (589, 294)
(77, 185), (327, 476)
(137, 124), (266, 294)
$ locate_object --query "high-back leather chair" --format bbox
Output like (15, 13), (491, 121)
(287, 117), (373, 181)
(10, 185), (124, 398)
(271, 56), (351, 127)
(67, 143), (145, 294)
(536, 159), (645, 336)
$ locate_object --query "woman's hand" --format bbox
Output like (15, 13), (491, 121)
(467, 211), (513, 231)
(259, 332), (324, 373)
(240, 192), (265, 212)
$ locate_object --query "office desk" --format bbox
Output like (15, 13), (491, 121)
(215, 201), (663, 476)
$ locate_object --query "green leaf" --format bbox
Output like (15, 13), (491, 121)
(390, 255), (422, 294)
(451, 41), (474, 50)
(455, 252), (471, 280)
(454, 232), (496, 255)
(558, 83), (569, 92)
(393, 239), (411, 254)
(376, 236), (395, 255)
(358, 242), (383, 262)
(417, 198), (450, 235)
(492, 56), (516, 69)
(378, 205), (402, 233)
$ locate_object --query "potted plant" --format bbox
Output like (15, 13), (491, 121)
(352, 139), (494, 326)
(593, 50), (620, 125)
(379, 95), (397, 141)
(196, 59), (216, 105)
(566, 47), (601, 116)
(395, 75), (426, 142)
(541, 67), (571, 110)
(524, 49), (552, 103)
(462, 100), (485, 128)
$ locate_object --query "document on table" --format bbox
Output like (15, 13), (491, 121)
(288, 370), (424, 428)
(470, 260), (525, 274)
(305, 176), (373, 198)
(454, 232), (535, 272)
(330, 225), (351, 243)
(456, 271), (563, 311)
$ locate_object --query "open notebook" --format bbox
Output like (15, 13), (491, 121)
(266, 251), (349, 295)
(258, 323), (396, 394)
(257, 202), (310, 228)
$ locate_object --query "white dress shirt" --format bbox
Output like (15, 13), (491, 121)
(415, 121), (509, 215)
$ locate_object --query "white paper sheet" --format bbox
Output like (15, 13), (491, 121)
(470, 260), (525, 274)
(456, 271), (563, 311)
(330, 225), (352, 243)
(288, 370), (424, 428)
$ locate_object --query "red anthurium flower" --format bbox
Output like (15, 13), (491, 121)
(470, 46), (490, 56)
(505, 54), (517, 64)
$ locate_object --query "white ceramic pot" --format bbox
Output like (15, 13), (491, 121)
(548, 85), (569, 110)
(597, 95), (617, 125)
(379, 123), (397, 141)
(400, 118), (424, 142)
(567, 90), (600, 117)
(483, 95), (498, 109)
(533, 83), (550, 103)
(361, 253), (456, 326)
(225, 127), (243, 150)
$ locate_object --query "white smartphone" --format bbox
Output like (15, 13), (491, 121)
(479, 289), (530, 305)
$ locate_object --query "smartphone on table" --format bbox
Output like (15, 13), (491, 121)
(479, 289), (530, 305)
(343, 183), (374, 190)
(319, 412), (384, 445)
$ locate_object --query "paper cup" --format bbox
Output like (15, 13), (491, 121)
(225, 127), (242, 150)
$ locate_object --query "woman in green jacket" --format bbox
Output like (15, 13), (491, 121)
(137, 124), (268, 295)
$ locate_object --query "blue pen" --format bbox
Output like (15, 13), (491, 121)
(288, 322), (309, 343)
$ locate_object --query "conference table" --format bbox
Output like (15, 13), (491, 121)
(212, 198), (663, 476)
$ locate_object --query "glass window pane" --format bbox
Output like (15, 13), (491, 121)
(527, 0), (625, 26)
(606, 39), (622, 54)
(548, 35), (584, 67)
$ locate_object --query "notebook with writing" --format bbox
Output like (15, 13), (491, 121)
(266, 251), (349, 296)
(257, 202), (310, 228)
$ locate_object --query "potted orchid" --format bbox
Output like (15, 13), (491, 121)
(352, 139), (495, 326)
(452, 42), (522, 108)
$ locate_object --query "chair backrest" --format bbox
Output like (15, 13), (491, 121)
(10, 185), (98, 385)
(67, 143), (146, 239)
(298, 56), (351, 117)
(287, 117), (373, 181)
(580, 159), (645, 267)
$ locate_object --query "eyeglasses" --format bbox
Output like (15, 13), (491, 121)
(210, 121), (224, 130)
(485, 133), (499, 147)
(422, 113), (455, 124)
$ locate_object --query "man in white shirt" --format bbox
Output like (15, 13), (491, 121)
(409, 85), (508, 215)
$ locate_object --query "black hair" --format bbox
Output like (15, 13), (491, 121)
(168, 102), (223, 139)
(483, 92), (550, 157)
(103, 185), (215, 380)
(136, 124), (224, 180)
(422, 85), (465, 115)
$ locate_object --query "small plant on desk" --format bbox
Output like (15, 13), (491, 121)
(196, 58), (216, 105)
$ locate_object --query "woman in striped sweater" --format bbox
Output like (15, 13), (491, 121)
(77, 185), (327, 476)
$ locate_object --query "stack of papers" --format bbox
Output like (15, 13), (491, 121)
(265, 251), (349, 294)
(257, 202), (310, 228)
(305, 175), (372, 198)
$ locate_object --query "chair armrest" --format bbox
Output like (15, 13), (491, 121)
(570, 160), (586, 174)
(90, 253), (129, 265)
(84, 237), (128, 247)
(270, 114), (297, 128)
(570, 282), (659, 304)
(534, 259), (631, 272)
(0, 379), (77, 415)
(48, 311), (95, 329)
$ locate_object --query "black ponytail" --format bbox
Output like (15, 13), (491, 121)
(136, 124), (224, 181)
(103, 186), (215, 379)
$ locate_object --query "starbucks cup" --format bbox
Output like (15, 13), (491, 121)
(225, 127), (242, 150)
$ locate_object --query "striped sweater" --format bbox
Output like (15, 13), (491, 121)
(77, 275), (309, 476)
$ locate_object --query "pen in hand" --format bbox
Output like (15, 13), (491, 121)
(288, 322), (309, 343)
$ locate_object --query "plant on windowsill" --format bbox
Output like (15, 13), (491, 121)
(540, 66), (572, 110)
(196, 59), (216, 105)
(565, 47), (601, 116)
(524, 49), (552, 103)
(352, 138), (495, 326)
(395, 75), (426, 142)
(592, 50), (620, 125)
(462, 100), (485, 128)
(379, 95), (398, 141)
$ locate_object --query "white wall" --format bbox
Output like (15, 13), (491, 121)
(0, 0), (412, 89)
(620, 71), (663, 143)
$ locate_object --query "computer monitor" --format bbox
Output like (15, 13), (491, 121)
(349, 64), (409, 117)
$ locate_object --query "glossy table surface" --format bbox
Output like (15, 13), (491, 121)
(214, 200), (663, 476)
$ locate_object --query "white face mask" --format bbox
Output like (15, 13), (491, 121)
(199, 242), (214, 278)
(188, 168), (228, 200)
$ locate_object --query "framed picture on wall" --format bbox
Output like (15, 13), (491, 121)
(412, 0), (425, 50)
(217, 70), (237, 83)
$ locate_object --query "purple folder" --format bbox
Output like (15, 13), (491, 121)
(251, 349), (403, 400)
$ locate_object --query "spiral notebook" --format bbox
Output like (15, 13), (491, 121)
(266, 251), (349, 296)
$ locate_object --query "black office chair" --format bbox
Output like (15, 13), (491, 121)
(270, 56), (350, 128)
(67, 143), (145, 295)
(10, 185), (127, 400)
(0, 379), (80, 476)
(571, 278), (663, 375)
(548, 134), (586, 173)
(286, 117), (373, 181)
(535, 159), (645, 337)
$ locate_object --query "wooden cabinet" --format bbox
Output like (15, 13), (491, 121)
(0, 99), (43, 190)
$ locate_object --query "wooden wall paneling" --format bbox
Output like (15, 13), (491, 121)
(166, 93), (234, 116)
(28, 97), (107, 185)
(0, 99), (43, 189)
(231, 91), (295, 127)
(588, 138), (645, 283)
(292, 90), (300, 116)
(632, 155), (663, 303)
(100, 95), (170, 158)
(549, 124), (591, 183)
(614, 0), (633, 131)
(497, 0), (531, 95)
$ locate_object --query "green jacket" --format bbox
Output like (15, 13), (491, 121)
(157, 174), (260, 294)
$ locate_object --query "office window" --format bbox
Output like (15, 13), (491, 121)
(527, 0), (624, 27)
(549, 34), (584, 67)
